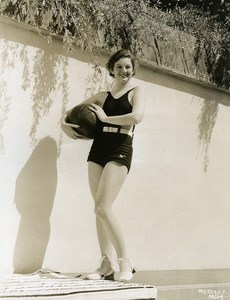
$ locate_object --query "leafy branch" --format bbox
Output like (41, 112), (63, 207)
(1, 0), (229, 89)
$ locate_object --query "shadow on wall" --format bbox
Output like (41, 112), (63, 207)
(138, 63), (230, 172)
(29, 48), (69, 147)
(0, 38), (69, 154)
(13, 137), (58, 274)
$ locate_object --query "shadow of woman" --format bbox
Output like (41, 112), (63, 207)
(13, 136), (58, 274)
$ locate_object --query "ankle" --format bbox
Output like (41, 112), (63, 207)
(117, 257), (134, 273)
(99, 254), (114, 274)
(116, 257), (136, 282)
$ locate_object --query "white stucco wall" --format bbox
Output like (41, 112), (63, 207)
(1, 17), (230, 274)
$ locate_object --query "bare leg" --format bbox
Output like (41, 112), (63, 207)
(88, 161), (131, 273)
(92, 162), (128, 249)
(88, 162), (114, 272)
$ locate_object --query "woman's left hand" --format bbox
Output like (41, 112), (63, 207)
(89, 103), (107, 122)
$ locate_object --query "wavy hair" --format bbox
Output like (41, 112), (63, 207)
(106, 49), (137, 78)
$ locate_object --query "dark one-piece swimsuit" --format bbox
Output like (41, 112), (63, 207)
(87, 88), (135, 172)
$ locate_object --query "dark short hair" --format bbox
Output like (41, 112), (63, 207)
(106, 49), (137, 78)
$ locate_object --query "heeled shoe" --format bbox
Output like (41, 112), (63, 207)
(84, 255), (115, 281)
(117, 257), (136, 282)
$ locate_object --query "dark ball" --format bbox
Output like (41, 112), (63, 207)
(66, 103), (97, 139)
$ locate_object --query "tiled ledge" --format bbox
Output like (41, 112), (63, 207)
(0, 270), (157, 300)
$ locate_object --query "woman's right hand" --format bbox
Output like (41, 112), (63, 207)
(61, 114), (84, 139)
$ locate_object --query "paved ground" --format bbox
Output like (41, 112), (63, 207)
(133, 269), (230, 300)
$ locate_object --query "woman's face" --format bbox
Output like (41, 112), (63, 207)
(113, 57), (134, 83)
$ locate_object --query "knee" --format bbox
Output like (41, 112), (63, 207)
(94, 204), (110, 220)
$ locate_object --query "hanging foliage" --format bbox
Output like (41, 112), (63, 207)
(0, 0), (229, 89)
(164, 4), (230, 89)
(197, 99), (219, 172)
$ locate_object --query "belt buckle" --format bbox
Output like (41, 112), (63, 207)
(111, 127), (118, 133)
(103, 126), (118, 133)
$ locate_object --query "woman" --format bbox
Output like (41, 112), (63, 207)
(61, 49), (146, 282)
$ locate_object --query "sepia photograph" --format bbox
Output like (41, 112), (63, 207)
(0, 0), (230, 299)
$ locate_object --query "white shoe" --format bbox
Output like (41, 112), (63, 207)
(84, 269), (114, 280)
(84, 255), (115, 281)
(117, 257), (136, 282)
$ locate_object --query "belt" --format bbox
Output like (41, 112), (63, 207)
(102, 126), (133, 136)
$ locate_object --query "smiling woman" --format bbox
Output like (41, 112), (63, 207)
(106, 51), (137, 78)
(113, 58), (133, 82)
(61, 49), (146, 282)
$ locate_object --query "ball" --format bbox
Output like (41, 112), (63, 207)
(66, 103), (97, 139)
